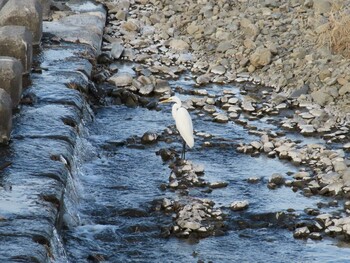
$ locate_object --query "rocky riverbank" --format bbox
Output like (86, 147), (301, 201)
(99, 0), (350, 125)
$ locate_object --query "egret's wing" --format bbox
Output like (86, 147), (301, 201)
(175, 107), (194, 148)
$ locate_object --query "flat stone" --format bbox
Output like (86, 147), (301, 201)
(0, 26), (32, 74)
(43, 7), (106, 52)
(211, 65), (226, 75)
(0, 56), (23, 107)
(214, 113), (229, 123)
(108, 73), (133, 87)
(0, 88), (12, 144)
(241, 100), (255, 112)
(0, 0), (43, 44)
(209, 181), (228, 189)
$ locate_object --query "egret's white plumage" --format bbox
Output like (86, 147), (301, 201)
(160, 96), (194, 158)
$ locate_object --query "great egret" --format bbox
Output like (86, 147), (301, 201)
(160, 96), (194, 159)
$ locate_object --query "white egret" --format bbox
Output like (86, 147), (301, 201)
(160, 96), (194, 159)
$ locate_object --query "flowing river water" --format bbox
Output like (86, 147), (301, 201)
(1, 5), (350, 263)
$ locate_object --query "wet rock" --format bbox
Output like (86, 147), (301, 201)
(247, 177), (261, 184)
(213, 113), (229, 123)
(203, 105), (216, 113)
(209, 181), (228, 189)
(269, 173), (285, 186)
(141, 131), (158, 144)
(309, 232), (322, 240)
(293, 226), (310, 239)
(230, 200), (249, 211)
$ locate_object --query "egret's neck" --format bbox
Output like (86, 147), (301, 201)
(172, 103), (180, 120)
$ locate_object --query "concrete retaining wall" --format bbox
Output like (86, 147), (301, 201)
(0, 0), (46, 144)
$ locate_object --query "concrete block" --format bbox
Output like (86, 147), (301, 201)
(0, 88), (12, 144)
(38, 0), (52, 20)
(0, 56), (23, 108)
(0, 26), (33, 74)
(0, 0), (43, 45)
(0, 0), (8, 9)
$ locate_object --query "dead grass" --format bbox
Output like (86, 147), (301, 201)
(317, 8), (350, 58)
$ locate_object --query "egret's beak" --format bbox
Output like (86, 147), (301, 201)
(159, 98), (171, 104)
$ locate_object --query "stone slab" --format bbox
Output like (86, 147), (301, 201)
(0, 56), (23, 107)
(43, 5), (106, 53)
(0, 0), (43, 45)
(0, 26), (33, 74)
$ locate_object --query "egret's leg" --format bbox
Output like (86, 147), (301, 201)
(182, 140), (186, 159)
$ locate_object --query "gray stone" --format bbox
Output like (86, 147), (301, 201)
(154, 79), (171, 94)
(0, 26), (33, 74)
(110, 42), (124, 59)
(196, 74), (211, 85)
(0, 56), (23, 107)
(108, 73), (133, 87)
(0, 88), (12, 144)
(138, 84), (154, 95)
(0, 0), (43, 45)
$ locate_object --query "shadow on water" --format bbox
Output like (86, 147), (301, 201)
(63, 101), (350, 262)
